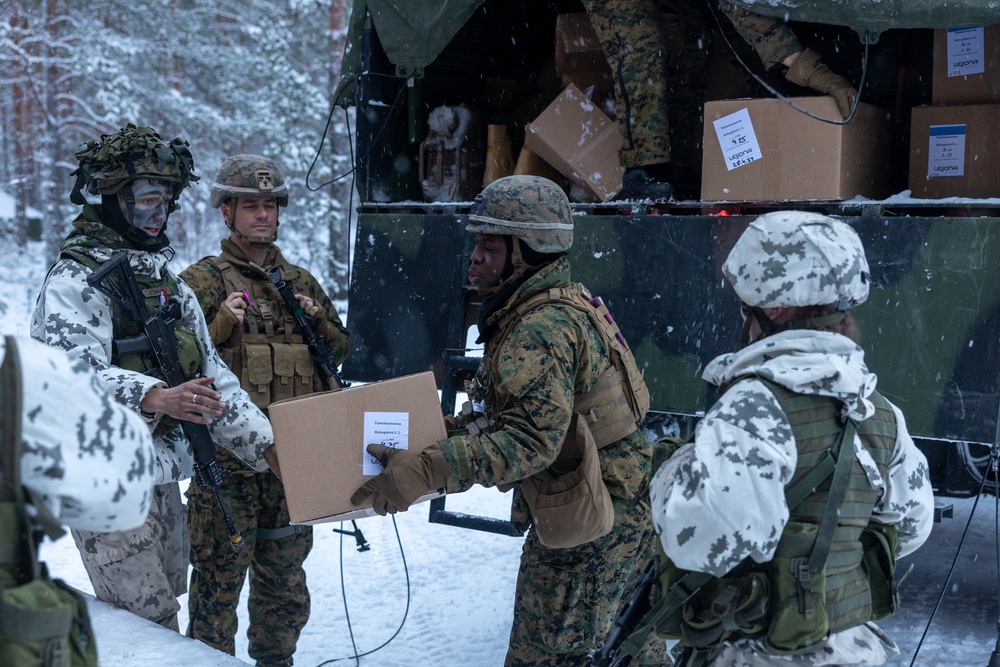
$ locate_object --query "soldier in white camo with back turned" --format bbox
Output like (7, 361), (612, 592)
(649, 211), (934, 666)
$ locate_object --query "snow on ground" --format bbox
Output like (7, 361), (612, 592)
(36, 491), (1000, 667)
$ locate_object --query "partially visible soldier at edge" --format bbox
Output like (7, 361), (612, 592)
(180, 154), (349, 667)
(649, 212), (934, 666)
(351, 175), (662, 666)
(1, 336), (157, 664)
(30, 125), (281, 633)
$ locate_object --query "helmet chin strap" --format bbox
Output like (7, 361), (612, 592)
(224, 205), (279, 248)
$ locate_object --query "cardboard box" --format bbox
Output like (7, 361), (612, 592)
(932, 26), (1000, 105)
(269, 372), (447, 524)
(908, 104), (1000, 199)
(525, 84), (623, 201)
(554, 13), (614, 104)
(700, 97), (891, 201)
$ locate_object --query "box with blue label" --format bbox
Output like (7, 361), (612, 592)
(909, 104), (1000, 199)
(932, 25), (1000, 105)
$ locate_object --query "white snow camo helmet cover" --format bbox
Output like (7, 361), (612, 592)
(723, 211), (870, 309)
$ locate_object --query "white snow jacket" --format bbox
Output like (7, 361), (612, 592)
(649, 329), (934, 665)
(5, 336), (156, 532)
(31, 243), (274, 485)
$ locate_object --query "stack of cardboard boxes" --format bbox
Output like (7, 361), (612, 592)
(522, 14), (624, 202)
(909, 25), (1000, 198)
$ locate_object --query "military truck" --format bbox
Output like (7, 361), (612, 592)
(333, 0), (1000, 532)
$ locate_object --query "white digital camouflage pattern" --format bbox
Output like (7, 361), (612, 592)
(6, 336), (155, 532)
(723, 212), (870, 308)
(30, 245), (274, 482)
(650, 329), (934, 666)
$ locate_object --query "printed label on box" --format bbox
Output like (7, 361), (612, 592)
(927, 124), (967, 179)
(947, 27), (986, 77)
(362, 411), (410, 474)
(713, 108), (762, 171)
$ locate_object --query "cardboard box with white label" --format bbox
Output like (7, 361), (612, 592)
(701, 97), (891, 202)
(932, 25), (1000, 105)
(909, 104), (1000, 199)
(268, 371), (447, 524)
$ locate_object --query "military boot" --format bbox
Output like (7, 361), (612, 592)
(619, 164), (674, 201)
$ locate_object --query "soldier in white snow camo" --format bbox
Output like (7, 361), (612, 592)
(31, 125), (280, 632)
(649, 211), (934, 666)
(4, 336), (155, 533)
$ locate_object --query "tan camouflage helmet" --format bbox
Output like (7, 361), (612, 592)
(209, 154), (289, 208)
(466, 175), (573, 253)
(723, 211), (870, 309)
(70, 124), (197, 207)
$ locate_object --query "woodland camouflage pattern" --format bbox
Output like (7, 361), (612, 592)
(440, 256), (661, 665)
(209, 154), (289, 208)
(6, 336), (155, 533)
(30, 216), (275, 629)
(466, 176), (573, 253)
(649, 335), (934, 662)
(718, 0), (803, 69)
(181, 239), (348, 665)
(723, 211), (871, 308)
(579, 1), (795, 169)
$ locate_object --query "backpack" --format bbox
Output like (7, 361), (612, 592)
(0, 337), (99, 667)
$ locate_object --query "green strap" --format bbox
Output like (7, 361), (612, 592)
(614, 404), (850, 663)
(0, 596), (73, 641)
(807, 420), (858, 577)
(0, 336), (20, 505)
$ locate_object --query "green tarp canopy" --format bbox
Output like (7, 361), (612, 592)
(729, 0), (999, 36)
(336, 0), (484, 105)
(335, 0), (1000, 104)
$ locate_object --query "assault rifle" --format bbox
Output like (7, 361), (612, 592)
(87, 252), (245, 551)
(588, 557), (656, 667)
(268, 267), (349, 390)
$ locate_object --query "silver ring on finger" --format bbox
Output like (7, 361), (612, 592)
(192, 394), (198, 405)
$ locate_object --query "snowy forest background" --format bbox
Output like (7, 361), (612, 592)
(0, 0), (354, 302)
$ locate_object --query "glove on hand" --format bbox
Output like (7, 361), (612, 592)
(350, 442), (453, 516)
(785, 47), (857, 119)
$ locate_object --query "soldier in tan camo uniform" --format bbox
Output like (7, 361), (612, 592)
(579, 0), (857, 200)
(30, 125), (281, 632)
(352, 175), (662, 666)
(181, 154), (349, 667)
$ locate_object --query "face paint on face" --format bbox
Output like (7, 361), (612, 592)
(468, 233), (508, 291)
(121, 179), (174, 237)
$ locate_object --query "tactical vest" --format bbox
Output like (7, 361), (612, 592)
(633, 380), (898, 661)
(469, 283), (650, 548)
(60, 248), (205, 384)
(0, 338), (98, 667)
(472, 283), (649, 457)
(204, 255), (317, 411)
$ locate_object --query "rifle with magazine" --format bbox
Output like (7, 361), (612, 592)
(268, 266), (349, 390)
(87, 252), (245, 551)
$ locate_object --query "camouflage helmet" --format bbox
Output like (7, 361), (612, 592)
(209, 154), (289, 208)
(70, 124), (197, 207)
(723, 211), (870, 309)
(466, 175), (573, 253)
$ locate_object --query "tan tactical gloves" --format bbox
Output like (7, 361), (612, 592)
(350, 442), (454, 515)
(785, 48), (857, 119)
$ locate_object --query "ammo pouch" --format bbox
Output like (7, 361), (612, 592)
(862, 522), (900, 620)
(0, 568), (98, 667)
(763, 521), (830, 654)
(241, 341), (315, 411)
(519, 414), (614, 549)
